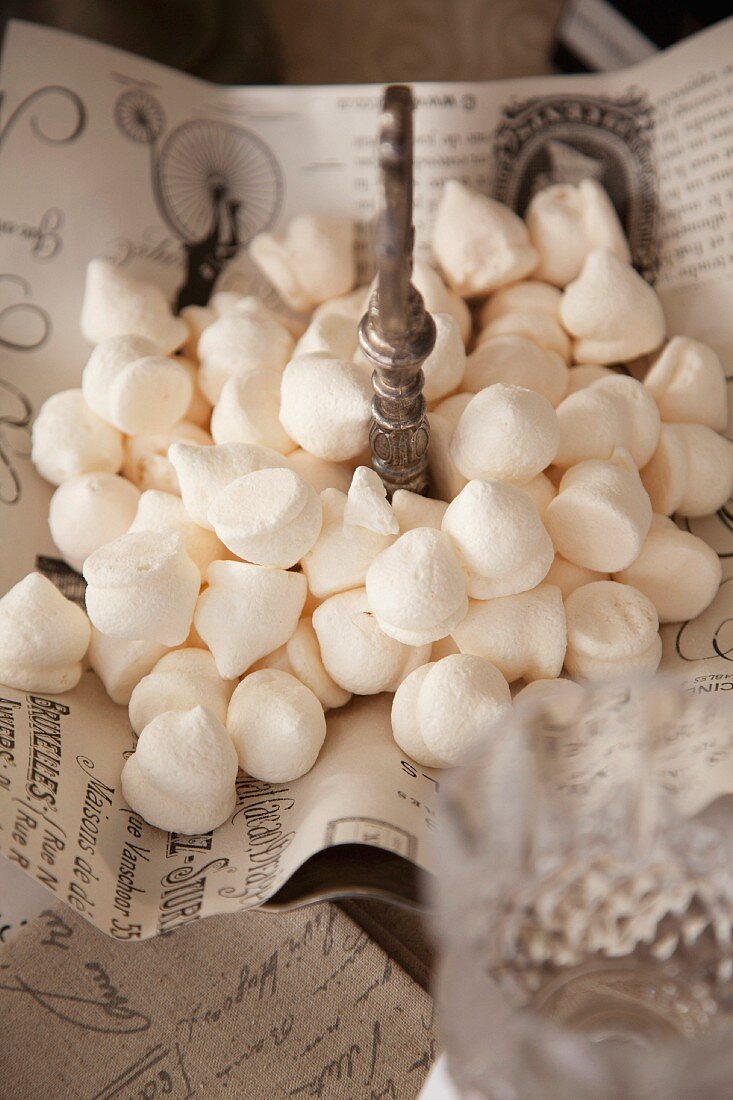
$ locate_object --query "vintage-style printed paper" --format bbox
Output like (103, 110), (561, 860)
(1, 19), (733, 934)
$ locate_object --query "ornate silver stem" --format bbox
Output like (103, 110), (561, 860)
(358, 85), (435, 498)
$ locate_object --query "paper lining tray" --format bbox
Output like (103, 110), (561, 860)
(1, 20), (733, 937)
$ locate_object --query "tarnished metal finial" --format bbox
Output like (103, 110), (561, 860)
(358, 84), (436, 498)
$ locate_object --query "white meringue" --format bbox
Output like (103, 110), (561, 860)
(639, 424), (688, 515)
(592, 375), (660, 467)
(430, 634), (460, 661)
(389, 664), (441, 766)
(365, 527), (468, 646)
(0, 572), (90, 692)
(513, 676), (584, 715)
(411, 259), (472, 344)
(555, 382), (629, 470)
(565, 364), (616, 394)
(279, 355), (372, 461)
(122, 422), (212, 496)
(554, 385), (629, 466)
(464, 335), (569, 407)
(250, 214), (355, 311)
(83, 340), (192, 435)
(84, 531), (200, 646)
(288, 448), (353, 494)
(169, 440), (291, 529)
(644, 336), (729, 432)
(302, 587), (323, 617)
(82, 333), (157, 415)
(217, 289), (293, 318)
(344, 466), (399, 535)
(545, 452), (652, 572)
(177, 356), (212, 428)
(672, 424), (733, 517)
(431, 180), (538, 296)
(614, 525), (722, 623)
(209, 291), (255, 316)
(526, 180), (630, 287)
(121, 705), (238, 834)
(427, 412), (467, 502)
(284, 618), (351, 710)
(478, 281), (562, 327)
(560, 249), (666, 364)
(420, 313), (466, 403)
(452, 584), (567, 683)
(294, 312), (358, 361)
(128, 649), (235, 735)
(431, 392), (473, 429)
(248, 643), (293, 677)
(198, 311), (294, 403)
(211, 369), (295, 454)
(88, 628), (167, 706)
(208, 467), (322, 568)
(311, 286), (370, 325)
(442, 479), (553, 599)
(80, 259), (186, 353)
(564, 580), (661, 681)
(450, 384), (560, 484)
(210, 292), (304, 338)
(477, 311), (571, 362)
(227, 669), (327, 782)
(555, 374), (660, 468)
(414, 653), (510, 763)
(179, 304), (215, 360)
(391, 654), (511, 768)
(31, 390), (123, 486)
(312, 588), (431, 695)
(49, 472), (140, 573)
(545, 555), (609, 600)
(194, 560), (306, 678)
(517, 473), (556, 519)
(128, 489), (225, 575)
(391, 489), (448, 532)
(301, 488), (395, 599)
(649, 512), (677, 532)
(184, 616), (208, 650)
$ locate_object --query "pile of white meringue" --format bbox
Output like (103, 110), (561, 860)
(1, 176), (731, 836)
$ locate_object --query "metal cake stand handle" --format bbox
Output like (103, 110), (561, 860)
(358, 85), (436, 498)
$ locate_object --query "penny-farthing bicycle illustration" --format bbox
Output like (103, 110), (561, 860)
(114, 87), (284, 309)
